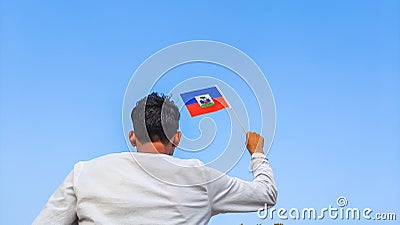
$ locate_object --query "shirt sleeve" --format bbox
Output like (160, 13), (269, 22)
(206, 153), (278, 215)
(33, 166), (79, 225)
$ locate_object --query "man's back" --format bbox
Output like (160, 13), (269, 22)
(77, 152), (213, 224)
(34, 151), (277, 224)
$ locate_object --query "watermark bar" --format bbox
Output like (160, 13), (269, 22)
(257, 196), (396, 221)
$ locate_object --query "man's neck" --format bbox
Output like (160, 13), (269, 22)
(137, 142), (173, 155)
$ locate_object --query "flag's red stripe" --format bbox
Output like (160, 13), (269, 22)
(185, 96), (229, 117)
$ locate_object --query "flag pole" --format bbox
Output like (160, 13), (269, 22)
(214, 85), (247, 134)
(230, 107), (247, 134)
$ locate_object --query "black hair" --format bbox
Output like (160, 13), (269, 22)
(131, 92), (180, 145)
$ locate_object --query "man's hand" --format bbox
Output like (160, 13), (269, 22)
(246, 132), (264, 155)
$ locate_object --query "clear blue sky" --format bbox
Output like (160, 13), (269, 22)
(1, 1), (399, 224)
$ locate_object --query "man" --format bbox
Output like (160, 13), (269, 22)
(34, 92), (277, 224)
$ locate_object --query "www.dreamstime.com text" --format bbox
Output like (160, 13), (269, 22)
(257, 196), (396, 221)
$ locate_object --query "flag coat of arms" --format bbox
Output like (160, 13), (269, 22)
(180, 85), (230, 117)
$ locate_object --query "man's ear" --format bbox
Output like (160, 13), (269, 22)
(129, 130), (137, 147)
(172, 131), (182, 147)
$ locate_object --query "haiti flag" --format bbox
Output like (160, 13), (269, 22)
(180, 85), (230, 117)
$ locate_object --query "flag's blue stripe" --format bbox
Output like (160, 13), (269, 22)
(184, 98), (197, 105)
(180, 86), (222, 105)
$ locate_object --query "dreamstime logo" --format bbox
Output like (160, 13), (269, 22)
(336, 196), (348, 207)
(257, 196), (397, 221)
(122, 40), (276, 186)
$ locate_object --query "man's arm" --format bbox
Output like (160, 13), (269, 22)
(33, 167), (78, 225)
(206, 132), (277, 215)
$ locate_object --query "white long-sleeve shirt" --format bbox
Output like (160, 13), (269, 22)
(33, 152), (277, 224)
